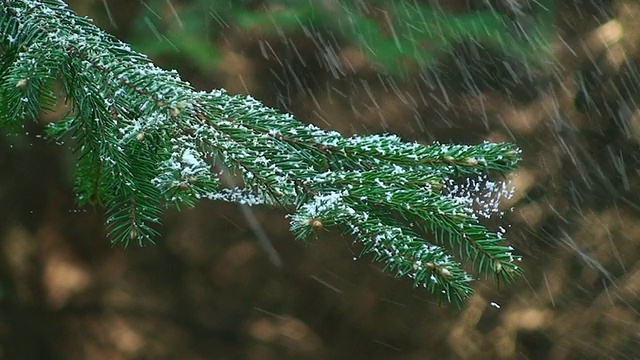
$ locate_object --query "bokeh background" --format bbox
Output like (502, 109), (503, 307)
(2, 0), (640, 359)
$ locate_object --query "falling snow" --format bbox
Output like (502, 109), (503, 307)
(3, 0), (640, 359)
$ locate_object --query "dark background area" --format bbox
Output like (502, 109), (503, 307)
(1, 0), (640, 359)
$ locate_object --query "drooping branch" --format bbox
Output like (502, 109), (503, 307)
(0, 0), (522, 305)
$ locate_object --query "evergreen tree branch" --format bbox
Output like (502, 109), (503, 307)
(0, 0), (523, 305)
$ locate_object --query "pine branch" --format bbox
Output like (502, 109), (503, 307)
(0, 0), (523, 305)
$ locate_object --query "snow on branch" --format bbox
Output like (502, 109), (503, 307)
(0, 0), (522, 305)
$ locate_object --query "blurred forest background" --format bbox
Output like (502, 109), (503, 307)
(2, 0), (640, 359)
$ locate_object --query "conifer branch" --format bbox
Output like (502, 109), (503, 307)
(0, 0), (523, 305)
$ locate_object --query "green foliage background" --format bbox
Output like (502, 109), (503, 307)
(130, 0), (556, 77)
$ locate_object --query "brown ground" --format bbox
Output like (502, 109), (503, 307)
(1, 1), (640, 359)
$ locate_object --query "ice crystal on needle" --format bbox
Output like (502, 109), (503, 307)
(443, 175), (515, 219)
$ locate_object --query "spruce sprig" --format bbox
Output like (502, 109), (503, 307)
(0, 0), (522, 305)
